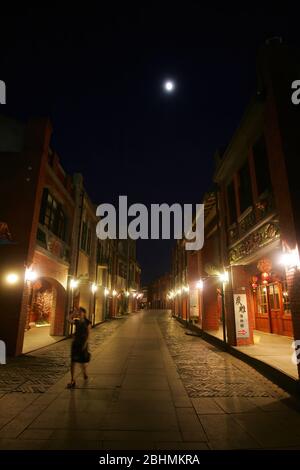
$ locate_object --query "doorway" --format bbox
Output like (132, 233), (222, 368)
(255, 281), (293, 337)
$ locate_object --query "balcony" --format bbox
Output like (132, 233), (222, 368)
(227, 191), (274, 246)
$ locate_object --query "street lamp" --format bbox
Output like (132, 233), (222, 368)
(196, 279), (203, 290)
(279, 249), (300, 269)
(91, 283), (98, 294)
(5, 273), (19, 285)
(25, 267), (38, 282)
(70, 278), (79, 290)
(219, 271), (229, 283)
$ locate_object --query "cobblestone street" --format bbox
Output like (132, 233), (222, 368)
(0, 319), (125, 393)
(158, 315), (289, 399)
(0, 310), (300, 450)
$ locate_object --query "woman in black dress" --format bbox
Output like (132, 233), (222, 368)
(67, 306), (91, 388)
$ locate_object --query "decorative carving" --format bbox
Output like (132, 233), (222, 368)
(239, 210), (256, 236)
(228, 225), (238, 244)
(229, 221), (280, 264)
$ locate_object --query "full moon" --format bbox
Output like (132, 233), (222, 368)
(164, 80), (175, 92)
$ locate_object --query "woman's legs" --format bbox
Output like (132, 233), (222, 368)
(71, 361), (76, 382)
(81, 363), (88, 379)
(67, 362), (76, 388)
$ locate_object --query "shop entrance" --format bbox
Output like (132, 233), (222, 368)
(23, 277), (66, 353)
(255, 281), (293, 337)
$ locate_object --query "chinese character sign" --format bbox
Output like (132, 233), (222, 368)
(234, 294), (249, 339)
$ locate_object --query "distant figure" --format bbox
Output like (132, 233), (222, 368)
(67, 306), (91, 389)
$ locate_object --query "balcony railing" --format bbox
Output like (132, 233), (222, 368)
(227, 191), (274, 246)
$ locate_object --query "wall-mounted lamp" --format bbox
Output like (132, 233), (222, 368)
(5, 273), (19, 285)
(70, 279), (79, 289)
(219, 272), (229, 283)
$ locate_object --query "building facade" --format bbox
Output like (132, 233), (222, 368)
(0, 116), (140, 356)
(170, 41), (300, 381)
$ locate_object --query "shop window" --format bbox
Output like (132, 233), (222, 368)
(253, 135), (272, 196)
(226, 180), (237, 225)
(257, 285), (268, 315)
(238, 160), (253, 214)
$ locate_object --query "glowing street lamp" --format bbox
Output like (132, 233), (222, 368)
(25, 267), (38, 282)
(70, 278), (79, 290)
(112, 289), (117, 297)
(104, 288), (110, 296)
(279, 250), (300, 269)
(5, 273), (19, 285)
(196, 279), (203, 290)
(219, 271), (229, 283)
(91, 283), (98, 294)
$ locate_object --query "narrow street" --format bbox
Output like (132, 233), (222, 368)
(1, 310), (300, 450)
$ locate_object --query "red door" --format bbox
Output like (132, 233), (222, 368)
(268, 283), (283, 335)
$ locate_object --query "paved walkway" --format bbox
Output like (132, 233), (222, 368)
(0, 310), (300, 450)
(22, 325), (64, 355)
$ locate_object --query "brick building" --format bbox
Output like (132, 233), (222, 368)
(0, 116), (140, 356)
(170, 41), (300, 381)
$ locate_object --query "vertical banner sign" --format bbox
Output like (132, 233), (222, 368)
(189, 288), (199, 324)
(234, 294), (249, 338)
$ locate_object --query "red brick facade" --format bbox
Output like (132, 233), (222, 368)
(171, 42), (300, 380)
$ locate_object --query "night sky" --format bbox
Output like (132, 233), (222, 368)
(1, 5), (300, 285)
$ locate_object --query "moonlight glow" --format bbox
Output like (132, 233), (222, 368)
(164, 80), (175, 92)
